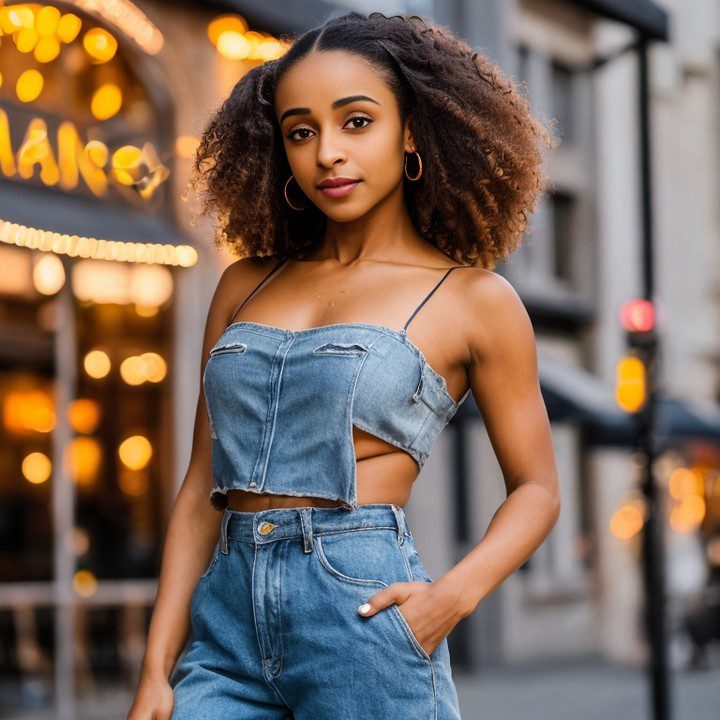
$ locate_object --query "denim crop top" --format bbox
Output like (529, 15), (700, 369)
(203, 258), (472, 510)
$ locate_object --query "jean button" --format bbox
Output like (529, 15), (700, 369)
(258, 522), (277, 535)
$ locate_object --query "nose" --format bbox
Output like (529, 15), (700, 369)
(316, 130), (346, 169)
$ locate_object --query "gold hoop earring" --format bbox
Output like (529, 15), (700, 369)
(284, 175), (306, 211)
(404, 149), (423, 181)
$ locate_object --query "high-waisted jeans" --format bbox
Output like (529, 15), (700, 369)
(168, 502), (463, 719)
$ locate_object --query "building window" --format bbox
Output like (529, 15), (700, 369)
(550, 58), (577, 143)
(550, 189), (577, 287)
(501, 40), (594, 305)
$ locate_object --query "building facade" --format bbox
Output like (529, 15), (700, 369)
(1, 0), (719, 718)
(415, 0), (720, 670)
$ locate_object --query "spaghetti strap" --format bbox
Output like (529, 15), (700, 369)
(402, 265), (471, 333)
(228, 258), (288, 326)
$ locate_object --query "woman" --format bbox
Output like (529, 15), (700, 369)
(128, 11), (560, 720)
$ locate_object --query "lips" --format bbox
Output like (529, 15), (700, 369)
(316, 177), (360, 188)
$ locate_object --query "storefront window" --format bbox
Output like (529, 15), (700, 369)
(0, 4), (184, 715)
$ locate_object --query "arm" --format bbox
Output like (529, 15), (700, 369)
(360, 271), (561, 654)
(127, 258), (268, 719)
(438, 271), (561, 615)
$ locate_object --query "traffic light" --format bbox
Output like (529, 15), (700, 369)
(616, 354), (646, 412)
(620, 297), (656, 344)
(615, 298), (656, 412)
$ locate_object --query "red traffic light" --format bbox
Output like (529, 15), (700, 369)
(620, 298), (655, 333)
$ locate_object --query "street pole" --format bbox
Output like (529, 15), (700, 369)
(636, 37), (672, 720)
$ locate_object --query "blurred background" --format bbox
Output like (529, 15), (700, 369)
(0, 0), (718, 718)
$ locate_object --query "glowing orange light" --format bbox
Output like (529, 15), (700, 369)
(67, 398), (101, 434)
(615, 355), (646, 412)
(22, 452), (52, 484)
(118, 434), (153, 470)
(610, 498), (646, 540)
(73, 569), (98, 597)
(83, 27), (117, 63)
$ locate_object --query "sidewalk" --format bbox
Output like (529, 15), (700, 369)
(4, 656), (719, 719)
(454, 655), (720, 720)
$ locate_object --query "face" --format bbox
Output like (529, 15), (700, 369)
(274, 50), (414, 221)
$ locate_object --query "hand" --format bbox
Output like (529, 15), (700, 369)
(126, 666), (175, 720)
(357, 580), (465, 657)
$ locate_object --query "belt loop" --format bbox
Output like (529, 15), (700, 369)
(298, 507), (314, 553)
(220, 507), (231, 554)
(390, 503), (406, 545)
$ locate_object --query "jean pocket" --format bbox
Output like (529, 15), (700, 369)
(389, 604), (432, 662)
(314, 530), (408, 587)
(314, 532), (431, 663)
(199, 541), (221, 579)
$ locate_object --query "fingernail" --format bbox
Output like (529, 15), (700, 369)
(358, 603), (372, 614)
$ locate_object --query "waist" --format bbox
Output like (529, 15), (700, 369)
(224, 488), (345, 511)
(220, 502), (411, 546)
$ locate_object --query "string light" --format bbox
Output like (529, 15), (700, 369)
(0, 219), (198, 267)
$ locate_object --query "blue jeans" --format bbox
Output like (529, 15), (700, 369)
(169, 503), (463, 719)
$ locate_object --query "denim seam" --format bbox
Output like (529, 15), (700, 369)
(202, 363), (218, 441)
(274, 539), (289, 678)
(250, 542), (266, 678)
(258, 338), (294, 490)
(409, 410), (434, 456)
(224, 327), (285, 340)
(314, 536), (431, 664)
(346, 348), (373, 509)
(266, 676), (293, 710)
(247, 344), (277, 486)
(397, 541), (414, 583)
(248, 554), (290, 709)
(227, 526), (412, 544)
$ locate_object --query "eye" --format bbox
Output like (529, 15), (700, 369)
(287, 127), (313, 141)
(344, 114), (372, 130)
(286, 115), (373, 142)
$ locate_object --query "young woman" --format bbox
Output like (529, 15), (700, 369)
(128, 11), (560, 720)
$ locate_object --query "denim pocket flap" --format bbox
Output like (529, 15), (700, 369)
(313, 341), (369, 356)
(209, 341), (247, 357)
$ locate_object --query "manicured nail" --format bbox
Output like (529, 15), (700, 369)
(358, 603), (372, 614)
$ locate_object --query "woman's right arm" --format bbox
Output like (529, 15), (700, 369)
(126, 258), (264, 720)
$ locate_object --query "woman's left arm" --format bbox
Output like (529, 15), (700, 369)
(360, 271), (561, 655)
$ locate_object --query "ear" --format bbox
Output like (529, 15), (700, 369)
(403, 118), (416, 153)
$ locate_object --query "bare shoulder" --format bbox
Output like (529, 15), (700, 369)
(454, 267), (535, 361)
(213, 256), (280, 318)
(218, 255), (279, 294)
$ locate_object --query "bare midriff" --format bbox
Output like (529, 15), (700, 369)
(224, 426), (419, 511)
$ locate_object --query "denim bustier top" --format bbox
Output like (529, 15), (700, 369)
(203, 259), (472, 510)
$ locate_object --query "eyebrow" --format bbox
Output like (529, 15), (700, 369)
(279, 95), (380, 124)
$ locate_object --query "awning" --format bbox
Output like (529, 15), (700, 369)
(655, 396), (720, 442)
(0, 181), (198, 267)
(456, 356), (720, 448)
(196, 0), (341, 34)
(562, 0), (669, 41)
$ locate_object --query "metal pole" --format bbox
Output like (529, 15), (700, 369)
(53, 257), (77, 720)
(637, 37), (672, 720)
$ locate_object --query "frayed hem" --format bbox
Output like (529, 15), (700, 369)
(209, 486), (356, 511)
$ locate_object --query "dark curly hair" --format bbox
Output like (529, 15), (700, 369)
(187, 11), (559, 269)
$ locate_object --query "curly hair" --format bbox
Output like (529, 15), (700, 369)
(187, 11), (559, 269)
